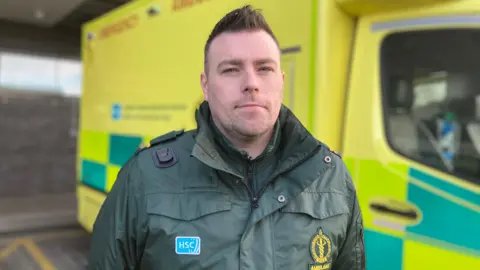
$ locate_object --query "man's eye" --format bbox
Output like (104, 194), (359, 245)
(259, 66), (274, 72)
(222, 68), (238, 73)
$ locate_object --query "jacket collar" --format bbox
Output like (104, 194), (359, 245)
(191, 101), (320, 177)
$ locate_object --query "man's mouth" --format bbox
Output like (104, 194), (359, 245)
(237, 103), (264, 108)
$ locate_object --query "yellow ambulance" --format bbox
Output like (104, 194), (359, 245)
(77, 0), (480, 269)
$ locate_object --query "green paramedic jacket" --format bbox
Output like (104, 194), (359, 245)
(87, 103), (366, 270)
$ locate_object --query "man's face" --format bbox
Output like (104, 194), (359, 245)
(201, 30), (284, 138)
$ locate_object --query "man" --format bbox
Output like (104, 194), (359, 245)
(88, 5), (365, 270)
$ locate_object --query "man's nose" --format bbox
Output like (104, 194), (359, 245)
(243, 68), (260, 92)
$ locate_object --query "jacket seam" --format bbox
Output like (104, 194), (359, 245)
(355, 209), (359, 269)
(144, 190), (230, 195)
(137, 158), (150, 225)
(135, 157), (149, 267)
(301, 191), (349, 196)
(270, 215), (277, 270)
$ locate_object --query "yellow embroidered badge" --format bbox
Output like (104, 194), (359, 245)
(309, 228), (332, 270)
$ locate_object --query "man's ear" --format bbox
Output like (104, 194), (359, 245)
(200, 72), (209, 101)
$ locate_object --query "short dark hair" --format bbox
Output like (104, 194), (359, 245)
(203, 5), (279, 72)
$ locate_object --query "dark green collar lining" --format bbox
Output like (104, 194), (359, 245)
(192, 101), (320, 177)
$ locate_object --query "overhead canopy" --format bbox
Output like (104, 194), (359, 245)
(0, 0), (129, 58)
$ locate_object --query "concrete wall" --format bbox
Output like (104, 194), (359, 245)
(0, 88), (79, 198)
(0, 20), (80, 60)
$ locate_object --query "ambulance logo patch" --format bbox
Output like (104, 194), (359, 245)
(175, 236), (201, 255)
(309, 228), (332, 270)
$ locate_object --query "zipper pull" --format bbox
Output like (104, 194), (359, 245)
(252, 196), (259, 208)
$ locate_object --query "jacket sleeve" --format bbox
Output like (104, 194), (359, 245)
(87, 158), (149, 270)
(332, 172), (366, 270)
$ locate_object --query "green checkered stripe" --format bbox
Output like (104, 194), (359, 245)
(79, 130), (151, 192)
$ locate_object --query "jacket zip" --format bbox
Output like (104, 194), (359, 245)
(246, 158), (260, 208)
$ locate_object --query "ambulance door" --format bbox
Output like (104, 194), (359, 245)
(342, 4), (480, 270)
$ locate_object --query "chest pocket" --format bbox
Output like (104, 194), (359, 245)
(274, 192), (351, 270)
(146, 192), (231, 221)
(144, 191), (238, 268)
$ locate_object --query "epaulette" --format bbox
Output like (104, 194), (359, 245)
(134, 129), (184, 156)
(149, 129), (185, 146)
(328, 148), (342, 159)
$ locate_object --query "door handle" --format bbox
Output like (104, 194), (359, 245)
(369, 197), (422, 225)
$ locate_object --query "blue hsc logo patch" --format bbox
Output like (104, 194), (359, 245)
(175, 236), (201, 255)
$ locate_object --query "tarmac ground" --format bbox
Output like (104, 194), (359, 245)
(0, 225), (90, 270)
(0, 192), (90, 270)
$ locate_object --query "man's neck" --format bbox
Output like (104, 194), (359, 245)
(231, 128), (274, 159)
(213, 118), (274, 159)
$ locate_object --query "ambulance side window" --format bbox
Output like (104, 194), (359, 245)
(381, 29), (480, 186)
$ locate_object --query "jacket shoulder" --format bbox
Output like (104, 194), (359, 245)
(134, 129), (187, 155)
(150, 129), (186, 146)
(310, 141), (357, 194)
(123, 130), (196, 193)
(133, 129), (196, 169)
(316, 140), (342, 159)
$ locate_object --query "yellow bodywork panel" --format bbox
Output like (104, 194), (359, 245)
(76, 185), (107, 233)
(81, 0), (314, 137)
(310, 0), (355, 151)
(78, 0), (316, 231)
